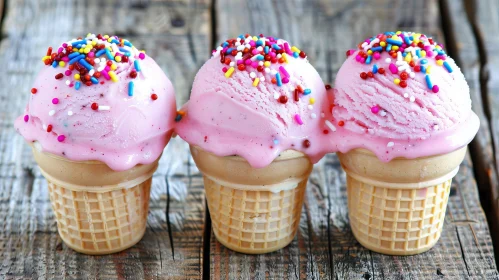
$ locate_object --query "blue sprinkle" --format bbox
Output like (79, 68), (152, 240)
(272, 44), (281, 50)
(420, 59), (428, 64)
(276, 73), (282, 87)
(68, 52), (81, 59)
(371, 46), (383, 52)
(264, 46), (269, 54)
(71, 40), (87, 46)
(123, 51), (131, 57)
(404, 36), (412, 45)
(425, 75), (433, 89)
(105, 49), (114, 60)
(386, 38), (402, 46)
(222, 42), (229, 47)
(273, 139), (279, 145)
(124, 40), (132, 47)
(175, 114), (182, 122)
(373, 64), (378, 74)
(366, 55), (372, 64)
(256, 40), (263, 46)
(134, 60), (141, 72)
(256, 55), (264, 61)
(75, 82), (81, 90)
(128, 81), (134, 97)
(443, 61), (453, 73)
(69, 54), (85, 65)
(78, 59), (93, 70)
(420, 66), (426, 73)
(416, 49), (421, 58)
(238, 34), (245, 39)
(293, 52), (299, 58)
(386, 44), (392, 51)
(95, 49), (106, 57)
(402, 52), (407, 57)
(303, 89), (312, 95)
(90, 77), (98, 84)
(119, 47), (129, 52)
(52, 61), (57, 68)
(226, 48), (234, 54)
(111, 39), (120, 45)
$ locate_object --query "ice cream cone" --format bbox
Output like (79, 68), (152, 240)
(32, 145), (159, 255)
(190, 145), (312, 254)
(338, 147), (467, 255)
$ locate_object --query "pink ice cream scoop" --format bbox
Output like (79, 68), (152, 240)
(175, 34), (332, 168)
(330, 31), (479, 161)
(15, 34), (177, 171)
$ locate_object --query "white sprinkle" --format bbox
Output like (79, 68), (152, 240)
(237, 45), (244, 51)
(308, 105), (313, 110)
(387, 142), (394, 147)
(325, 120), (336, 132)
(264, 68), (270, 73)
(385, 58), (392, 63)
(42, 124), (47, 130)
(276, 54), (282, 59)
(434, 125), (439, 130)
(235, 42), (241, 47)
(94, 58), (100, 63)
(258, 61), (264, 66)
(68, 111), (73, 116)
(398, 65), (409, 71)
(413, 55), (419, 60)
(409, 72), (416, 78)
(273, 92), (280, 99)
(245, 43), (251, 49)
(245, 38), (251, 44)
(250, 72), (256, 78)
(260, 76), (266, 82)
(404, 92), (409, 98)
(229, 62), (235, 67)
(98, 106), (111, 111)
(321, 113), (325, 118)
(410, 96), (416, 102)
(257, 46), (263, 51)
(380, 110), (387, 117)
(89, 69), (95, 76)
(65, 80), (70, 85)
(311, 113), (317, 119)
(101, 58), (106, 63)
(397, 52), (403, 61)
(395, 61), (406, 66)
(270, 69), (277, 75)
(49, 110), (55, 116)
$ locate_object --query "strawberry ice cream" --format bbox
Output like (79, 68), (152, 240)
(330, 31), (479, 161)
(175, 34), (332, 168)
(15, 34), (176, 171)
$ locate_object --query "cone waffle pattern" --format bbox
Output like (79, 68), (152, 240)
(347, 175), (451, 255)
(205, 176), (307, 254)
(47, 178), (152, 255)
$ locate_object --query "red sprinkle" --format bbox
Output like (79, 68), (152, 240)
(338, 121), (345, 127)
(325, 84), (332, 90)
(31, 88), (37, 94)
(360, 72), (368, 79)
(237, 64), (246, 71)
(47, 125), (53, 132)
(323, 129), (329, 134)
(279, 95), (288, 104)
(151, 93), (158, 100)
(399, 80), (407, 88)
(367, 71), (374, 78)
(378, 68), (385, 74)
(400, 72), (408, 80)
(130, 71), (138, 78)
(91, 103), (99, 110)
(55, 73), (64, 79)
(303, 139), (311, 148)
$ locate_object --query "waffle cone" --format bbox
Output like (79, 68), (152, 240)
(338, 147), (467, 255)
(32, 146), (159, 255)
(190, 146), (312, 254)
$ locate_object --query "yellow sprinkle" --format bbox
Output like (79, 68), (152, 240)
(436, 59), (444, 66)
(291, 46), (301, 53)
(86, 33), (92, 37)
(108, 71), (118, 82)
(42, 56), (51, 61)
(435, 45), (442, 49)
(252, 78), (260, 87)
(394, 78), (401, 85)
(103, 35), (109, 39)
(282, 53), (288, 63)
(264, 61), (271, 67)
(225, 67), (235, 78)
(421, 50), (427, 57)
(404, 53), (412, 62)
(380, 41), (386, 47)
(396, 31), (402, 34)
(309, 98), (315, 105)
(83, 48), (91, 54)
(392, 46), (399, 51)
(74, 74), (80, 80)
(115, 56), (122, 62)
(91, 40), (97, 46)
(108, 38), (113, 43)
(111, 63), (117, 70)
(413, 39), (420, 45)
(426, 66), (432, 74)
(58, 61), (65, 67)
(79, 49), (84, 53)
(367, 50), (373, 55)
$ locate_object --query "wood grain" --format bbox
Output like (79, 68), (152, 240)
(211, 0), (498, 279)
(0, 0), (209, 279)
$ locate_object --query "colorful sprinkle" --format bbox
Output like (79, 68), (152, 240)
(108, 71), (118, 82)
(31, 88), (37, 94)
(252, 78), (260, 87)
(294, 114), (304, 125)
(128, 81), (134, 96)
(275, 73), (282, 86)
(151, 93), (158, 100)
(52, 98), (59, 104)
(224, 67), (235, 78)
(57, 135), (66, 142)
(443, 61), (453, 73)
(303, 89), (311, 95)
(134, 60), (141, 72)
(23, 115), (29, 122)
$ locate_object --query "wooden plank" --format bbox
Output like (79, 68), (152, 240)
(212, 0), (498, 278)
(0, 0), (209, 279)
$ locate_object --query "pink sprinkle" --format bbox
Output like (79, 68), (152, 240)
(222, 67), (228, 73)
(24, 115), (29, 122)
(401, 43), (407, 48)
(294, 114), (304, 125)
(237, 59), (244, 65)
(222, 47), (228, 54)
(101, 71), (110, 80)
(389, 63), (398, 74)
(57, 135), (65, 142)
(435, 55), (446, 60)
(88, 52), (95, 58)
(251, 62), (258, 68)
(399, 47), (405, 53)
(57, 47), (63, 53)
(284, 43), (292, 55)
(104, 66), (110, 72)
(62, 43), (68, 48)
(355, 55), (362, 62)
(373, 52), (381, 60)
(371, 106), (380, 114)
(251, 49), (259, 55)
(426, 51), (434, 58)
(432, 85), (439, 93)
(360, 58), (366, 63)
(269, 52), (276, 58)
(61, 56), (69, 62)
(64, 70), (72, 76)
(249, 41), (256, 47)
(282, 77), (289, 84)
(52, 98), (59, 104)
(245, 59), (252, 65)
(69, 83), (74, 88)
(139, 53), (146, 60)
(279, 66), (290, 78)
(424, 46), (431, 51)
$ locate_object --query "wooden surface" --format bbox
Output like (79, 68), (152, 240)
(0, 0), (498, 279)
